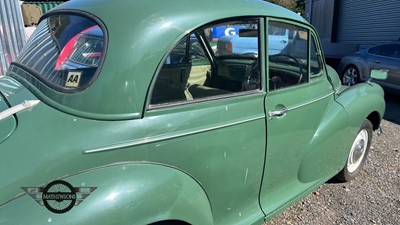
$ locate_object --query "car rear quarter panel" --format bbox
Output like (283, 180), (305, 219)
(0, 163), (213, 225)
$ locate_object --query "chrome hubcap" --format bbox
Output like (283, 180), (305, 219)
(353, 139), (365, 162)
(343, 67), (358, 85)
(347, 129), (368, 173)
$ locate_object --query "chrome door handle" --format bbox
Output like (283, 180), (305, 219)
(280, 40), (287, 44)
(375, 60), (381, 63)
(269, 108), (288, 118)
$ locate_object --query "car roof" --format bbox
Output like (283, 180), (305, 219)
(60, 0), (306, 25)
(47, 0), (308, 119)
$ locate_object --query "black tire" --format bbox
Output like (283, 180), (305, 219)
(336, 119), (373, 182)
(341, 65), (360, 86)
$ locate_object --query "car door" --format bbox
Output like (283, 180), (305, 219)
(147, 18), (268, 225)
(259, 20), (346, 218)
(368, 44), (400, 90)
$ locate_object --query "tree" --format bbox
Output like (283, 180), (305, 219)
(295, 0), (306, 15)
(266, 0), (305, 15)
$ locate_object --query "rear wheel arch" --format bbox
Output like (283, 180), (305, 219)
(0, 163), (214, 225)
(150, 220), (191, 225)
(341, 64), (360, 85)
(65, 163), (214, 225)
(343, 63), (359, 72)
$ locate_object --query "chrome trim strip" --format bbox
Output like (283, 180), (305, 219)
(0, 100), (41, 121)
(148, 90), (263, 110)
(84, 115), (266, 154)
(287, 92), (333, 112)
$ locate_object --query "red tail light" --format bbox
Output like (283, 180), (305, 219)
(55, 26), (99, 70)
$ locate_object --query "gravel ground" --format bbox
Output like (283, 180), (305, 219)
(267, 93), (400, 225)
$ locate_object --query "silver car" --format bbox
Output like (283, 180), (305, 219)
(338, 42), (400, 91)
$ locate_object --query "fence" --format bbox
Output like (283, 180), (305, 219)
(26, 1), (64, 14)
(0, 0), (26, 75)
(0, 1), (65, 75)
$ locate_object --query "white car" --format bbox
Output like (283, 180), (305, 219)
(216, 21), (289, 56)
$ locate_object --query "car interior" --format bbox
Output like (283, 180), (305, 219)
(150, 26), (261, 106)
(150, 19), (315, 106)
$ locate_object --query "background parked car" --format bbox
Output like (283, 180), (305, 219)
(338, 42), (400, 92)
(216, 24), (289, 56)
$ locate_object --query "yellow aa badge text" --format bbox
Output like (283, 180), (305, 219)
(65, 72), (82, 88)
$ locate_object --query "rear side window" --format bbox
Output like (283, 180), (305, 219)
(16, 14), (105, 91)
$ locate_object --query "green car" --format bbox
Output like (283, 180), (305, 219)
(0, 0), (387, 224)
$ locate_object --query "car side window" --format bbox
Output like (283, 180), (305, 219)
(369, 44), (400, 59)
(151, 35), (211, 105)
(379, 44), (400, 59)
(268, 21), (308, 91)
(150, 19), (261, 106)
(393, 45), (400, 59)
(310, 35), (323, 76)
(368, 46), (381, 55)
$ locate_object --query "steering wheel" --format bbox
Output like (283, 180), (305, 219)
(269, 54), (304, 84)
(242, 52), (258, 58)
(243, 60), (260, 91)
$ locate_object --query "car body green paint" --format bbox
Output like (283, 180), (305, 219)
(0, 163), (214, 225)
(0, 0), (385, 224)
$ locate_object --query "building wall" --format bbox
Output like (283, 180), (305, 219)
(306, 0), (400, 57)
(335, 0), (400, 49)
(307, 0), (335, 43)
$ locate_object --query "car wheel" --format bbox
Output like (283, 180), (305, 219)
(342, 65), (359, 86)
(336, 119), (373, 182)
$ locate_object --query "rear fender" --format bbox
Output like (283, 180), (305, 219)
(0, 163), (213, 225)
